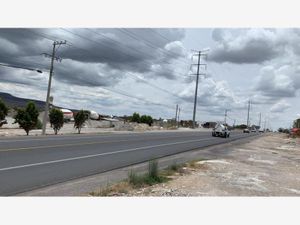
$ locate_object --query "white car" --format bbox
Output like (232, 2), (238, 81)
(212, 123), (230, 138)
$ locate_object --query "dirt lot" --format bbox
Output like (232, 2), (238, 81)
(112, 133), (300, 196)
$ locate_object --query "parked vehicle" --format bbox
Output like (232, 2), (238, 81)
(251, 128), (257, 132)
(243, 128), (250, 133)
(212, 123), (230, 138)
(61, 109), (74, 122)
(259, 129), (264, 133)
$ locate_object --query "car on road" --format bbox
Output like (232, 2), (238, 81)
(243, 128), (250, 133)
(259, 129), (264, 133)
(212, 123), (230, 138)
(251, 128), (257, 133)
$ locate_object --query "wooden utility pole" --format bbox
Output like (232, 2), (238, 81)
(175, 104), (178, 125)
(177, 107), (180, 128)
(42, 40), (66, 135)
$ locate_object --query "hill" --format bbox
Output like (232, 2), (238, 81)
(0, 92), (82, 113)
(0, 92), (46, 111)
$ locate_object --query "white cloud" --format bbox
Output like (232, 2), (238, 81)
(178, 77), (245, 115)
(210, 29), (283, 64)
(255, 64), (300, 98)
(270, 100), (291, 113)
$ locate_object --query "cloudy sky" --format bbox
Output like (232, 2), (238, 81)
(0, 28), (299, 129)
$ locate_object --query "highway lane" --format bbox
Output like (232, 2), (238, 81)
(0, 130), (259, 195)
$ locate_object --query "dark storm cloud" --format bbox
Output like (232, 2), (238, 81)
(53, 59), (123, 87)
(0, 66), (46, 88)
(0, 28), (186, 87)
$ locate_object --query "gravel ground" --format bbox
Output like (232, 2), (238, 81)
(122, 133), (300, 196)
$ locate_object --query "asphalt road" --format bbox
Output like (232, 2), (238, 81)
(0, 130), (259, 195)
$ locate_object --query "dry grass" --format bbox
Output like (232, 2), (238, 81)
(90, 181), (132, 196)
(89, 159), (208, 196)
(187, 158), (207, 169)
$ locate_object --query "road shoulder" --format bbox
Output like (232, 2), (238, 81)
(18, 134), (261, 196)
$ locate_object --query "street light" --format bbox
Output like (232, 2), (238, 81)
(0, 62), (43, 73)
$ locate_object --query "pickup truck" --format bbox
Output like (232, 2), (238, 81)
(212, 123), (230, 138)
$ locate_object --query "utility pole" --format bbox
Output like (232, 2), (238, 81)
(224, 109), (228, 125)
(259, 112), (262, 128)
(42, 40), (67, 135)
(177, 107), (181, 128)
(175, 104), (178, 125)
(246, 100), (251, 128)
(263, 117), (267, 131)
(191, 49), (208, 129)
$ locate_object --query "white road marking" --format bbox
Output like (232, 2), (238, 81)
(0, 132), (204, 143)
(0, 134), (213, 152)
(0, 137), (213, 172)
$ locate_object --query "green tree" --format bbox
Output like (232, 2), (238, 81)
(0, 97), (8, 121)
(235, 124), (247, 129)
(147, 115), (153, 126)
(131, 112), (140, 123)
(14, 101), (39, 135)
(140, 115), (153, 126)
(74, 110), (88, 134)
(140, 115), (147, 124)
(49, 108), (64, 135)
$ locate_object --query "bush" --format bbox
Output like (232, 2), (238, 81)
(14, 101), (39, 135)
(0, 97), (8, 121)
(128, 160), (166, 188)
(128, 171), (145, 187)
(148, 160), (159, 179)
(169, 163), (180, 172)
(49, 108), (64, 135)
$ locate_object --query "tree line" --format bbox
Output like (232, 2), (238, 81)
(130, 112), (153, 126)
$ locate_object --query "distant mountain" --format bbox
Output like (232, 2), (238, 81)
(0, 92), (81, 112)
(0, 92), (46, 111)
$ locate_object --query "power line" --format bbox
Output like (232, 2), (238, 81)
(25, 29), (185, 104)
(85, 28), (180, 66)
(24, 29), (191, 101)
(60, 28), (189, 78)
(120, 28), (190, 65)
(62, 28), (171, 66)
(0, 55), (50, 71)
(8, 29), (195, 115)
